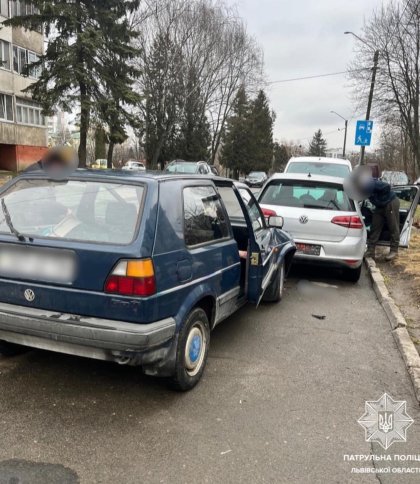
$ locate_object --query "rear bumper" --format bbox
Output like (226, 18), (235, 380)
(293, 235), (366, 268)
(0, 302), (176, 363)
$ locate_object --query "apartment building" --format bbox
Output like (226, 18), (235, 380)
(0, 0), (47, 171)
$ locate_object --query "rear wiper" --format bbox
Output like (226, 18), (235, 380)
(1, 199), (27, 242)
(326, 199), (340, 210)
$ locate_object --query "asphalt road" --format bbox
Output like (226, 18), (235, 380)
(1, 266), (420, 484)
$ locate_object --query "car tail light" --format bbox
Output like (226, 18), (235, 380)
(331, 216), (363, 229)
(104, 259), (156, 296)
(262, 208), (277, 217)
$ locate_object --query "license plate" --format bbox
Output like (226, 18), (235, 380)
(295, 243), (321, 256)
(0, 245), (76, 283)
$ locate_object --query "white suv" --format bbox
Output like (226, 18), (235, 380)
(284, 157), (352, 179)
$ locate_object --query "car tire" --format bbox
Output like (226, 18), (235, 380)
(169, 308), (210, 391)
(263, 262), (285, 303)
(0, 340), (27, 357)
(343, 265), (362, 283)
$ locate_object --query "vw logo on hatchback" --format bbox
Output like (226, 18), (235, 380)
(299, 215), (309, 224)
(24, 289), (35, 302)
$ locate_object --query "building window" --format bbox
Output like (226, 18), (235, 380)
(12, 45), (40, 79)
(0, 40), (10, 70)
(0, 0), (9, 17)
(183, 186), (230, 246)
(0, 94), (14, 122)
(10, 1), (34, 16)
(16, 97), (45, 126)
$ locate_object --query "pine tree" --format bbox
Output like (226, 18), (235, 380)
(175, 67), (211, 161)
(144, 32), (184, 168)
(248, 90), (274, 173)
(273, 142), (289, 172)
(308, 129), (327, 157)
(5, 0), (140, 167)
(221, 86), (252, 178)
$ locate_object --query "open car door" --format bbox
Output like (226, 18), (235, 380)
(215, 180), (291, 305)
(361, 185), (420, 248)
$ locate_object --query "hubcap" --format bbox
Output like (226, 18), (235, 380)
(184, 323), (206, 376)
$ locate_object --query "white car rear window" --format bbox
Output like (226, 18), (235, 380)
(260, 180), (354, 211)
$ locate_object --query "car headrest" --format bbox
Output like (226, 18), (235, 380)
(106, 202), (138, 228)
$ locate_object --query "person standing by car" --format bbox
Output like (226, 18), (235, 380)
(25, 146), (79, 174)
(364, 178), (400, 261)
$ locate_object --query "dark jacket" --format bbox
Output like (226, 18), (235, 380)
(367, 180), (396, 208)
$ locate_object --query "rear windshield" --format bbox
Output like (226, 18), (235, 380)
(259, 180), (354, 211)
(0, 179), (144, 244)
(166, 163), (197, 174)
(286, 162), (350, 178)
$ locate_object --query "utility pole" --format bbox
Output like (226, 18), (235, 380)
(360, 49), (380, 165)
(343, 119), (348, 158)
(330, 111), (348, 158)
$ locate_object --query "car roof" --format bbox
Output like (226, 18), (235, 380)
(287, 156), (351, 166)
(268, 172), (345, 185)
(15, 168), (234, 184)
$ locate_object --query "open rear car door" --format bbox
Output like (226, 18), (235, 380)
(361, 185), (420, 248)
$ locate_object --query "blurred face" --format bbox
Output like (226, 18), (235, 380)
(43, 155), (67, 172)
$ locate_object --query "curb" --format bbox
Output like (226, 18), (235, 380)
(364, 258), (420, 404)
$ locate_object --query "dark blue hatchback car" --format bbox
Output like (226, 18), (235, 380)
(0, 170), (295, 390)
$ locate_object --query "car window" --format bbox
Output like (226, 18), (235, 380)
(218, 186), (245, 220)
(218, 186), (265, 232)
(238, 188), (265, 231)
(167, 163), (197, 174)
(259, 180), (354, 211)
(0, 179), (143, 244)
(249, 172), (265, 177)
(393, 186), (418, 210)
(183, 186), (230, 246)
(286, 162), (350, 178)
(381, 172), (409, 185)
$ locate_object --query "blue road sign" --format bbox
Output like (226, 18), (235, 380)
(355, 120), (374, 146)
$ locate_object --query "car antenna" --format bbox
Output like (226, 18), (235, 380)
(307, 172), (312, 178)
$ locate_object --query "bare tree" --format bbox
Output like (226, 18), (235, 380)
(132, 0), (263, 167)
(349, 0), (420, 172)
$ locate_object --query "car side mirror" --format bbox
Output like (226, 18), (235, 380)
(268, 216), (284, 229)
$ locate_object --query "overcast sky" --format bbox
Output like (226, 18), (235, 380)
(227, 0), (384, 154)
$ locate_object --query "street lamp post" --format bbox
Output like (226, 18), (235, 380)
(330, 111), (348, 158)
(345, 31), (380, 165)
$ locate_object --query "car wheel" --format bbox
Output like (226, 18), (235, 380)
(343, 265), (362, 283)
(0, 340), (27, 357)
(263, 262), (285, 303)
(169, 308), (210, 391)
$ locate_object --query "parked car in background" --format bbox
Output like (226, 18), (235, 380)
(245, 171), (267, 188)
(122, 160), (146, 172)
(91, 159), (107, 170)
(380, 170), (409, 186)
(258, 173), (366, 282)
(284, 157), (352, 178)
(165, 160), (212, 175)
(0, 171), (295, 390)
